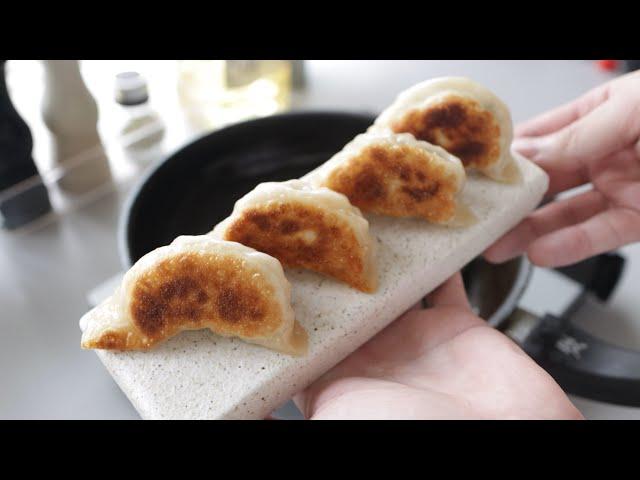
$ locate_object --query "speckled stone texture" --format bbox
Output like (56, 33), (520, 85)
(83, 151), (548, 419)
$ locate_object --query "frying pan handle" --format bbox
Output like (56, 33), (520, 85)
(517, 251), (640, 407)
(522, 312), (640, 408)
(554, 252), (625, 302)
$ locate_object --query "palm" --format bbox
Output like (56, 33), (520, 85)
(294, 275), (581, 420)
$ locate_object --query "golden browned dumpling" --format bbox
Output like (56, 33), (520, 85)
(305, 131), (474, 227)
(212, 180), (377, 293)
(80, 236), (307, 356)
(371, 77), (520, 183)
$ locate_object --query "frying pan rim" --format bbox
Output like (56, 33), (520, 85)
(117, 109), (376, 269)
(486, 256), (533, 327)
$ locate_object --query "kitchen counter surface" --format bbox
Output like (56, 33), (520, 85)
(2, 60), (639, 419)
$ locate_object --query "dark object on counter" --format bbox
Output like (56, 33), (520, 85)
(624, 60), (640, 72)
(0, 60), (52, 229)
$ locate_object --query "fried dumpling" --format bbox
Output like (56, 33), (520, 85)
(212, 179), (377, 293)
(80, 235), (307, 356)
(305, 131), (474, 227)
(370, 77), (520, 183)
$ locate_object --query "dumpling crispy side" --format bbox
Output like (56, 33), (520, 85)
(370, 77), (520, 183)
(80, 236), (307, 356)
(305, 132), (474, 227)
(212, 180), (377, 293)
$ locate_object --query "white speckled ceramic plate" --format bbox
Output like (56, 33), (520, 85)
(81, 112), (548, 419)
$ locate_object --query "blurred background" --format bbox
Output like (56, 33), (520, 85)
(1, 60), (639, 419)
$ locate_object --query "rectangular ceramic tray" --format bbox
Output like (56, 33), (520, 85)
(81, 151), (548, 419)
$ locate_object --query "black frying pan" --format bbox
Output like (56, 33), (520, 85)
(118, 111), (640, 408)
(119, 111), (377, 265)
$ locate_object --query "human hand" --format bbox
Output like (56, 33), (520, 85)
(293, 274), (582, 420)
(485, 71), (640, 267)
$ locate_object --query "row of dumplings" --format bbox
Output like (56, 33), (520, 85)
(80, 77), (521, 356)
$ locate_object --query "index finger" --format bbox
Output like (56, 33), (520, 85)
(515, 82), (610, 138)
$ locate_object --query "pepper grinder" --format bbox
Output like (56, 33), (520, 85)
(41, 60), (111, 193)
(0, 60), (52, 229)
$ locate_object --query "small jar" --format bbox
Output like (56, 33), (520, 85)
(115, 72), (165, 163)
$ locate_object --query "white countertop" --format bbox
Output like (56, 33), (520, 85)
(2, 60), (638, 419)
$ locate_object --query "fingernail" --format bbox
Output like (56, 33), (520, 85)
(511, 138), (539, 160)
